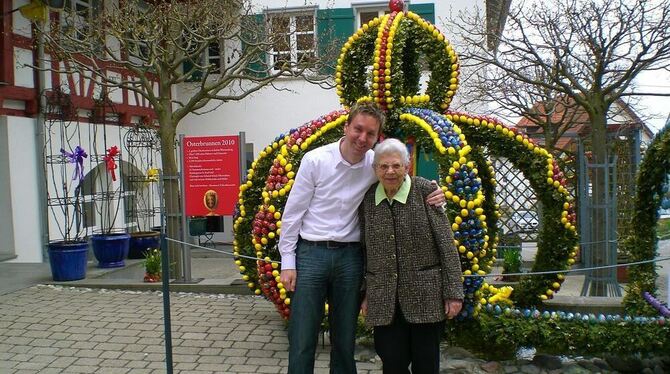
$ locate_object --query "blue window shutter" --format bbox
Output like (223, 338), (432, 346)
(317, 8), (354, 75)
(408, 3), (435, 23)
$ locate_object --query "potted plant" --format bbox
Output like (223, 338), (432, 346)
(143, 248), (161, 282)
(47, 143), (90, 281)
(89, 144), (131, 268)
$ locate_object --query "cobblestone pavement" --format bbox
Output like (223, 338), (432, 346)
(0, 285), (381, 374)
(1, 285), (668, 374)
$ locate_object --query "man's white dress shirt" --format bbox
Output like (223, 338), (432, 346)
(278, 139), (376, 269)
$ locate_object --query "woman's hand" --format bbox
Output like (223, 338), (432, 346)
(360, 295), (368, 316)
(426, 180), (446, 207)
(445, 299), (463, 319)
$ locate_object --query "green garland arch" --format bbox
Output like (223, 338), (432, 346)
(622, 123), (670, 315)
(446, 111), (579, 306)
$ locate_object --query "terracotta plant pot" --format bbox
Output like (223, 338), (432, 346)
(144, 272), (161, 283)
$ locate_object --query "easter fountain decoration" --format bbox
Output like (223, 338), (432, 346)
(233, 0), (580, 320)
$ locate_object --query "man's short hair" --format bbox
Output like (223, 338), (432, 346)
(347, 102), (386, 131)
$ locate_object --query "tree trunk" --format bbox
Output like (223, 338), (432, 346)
(588, 108), (610, 296)
(158, 115), (183, 280)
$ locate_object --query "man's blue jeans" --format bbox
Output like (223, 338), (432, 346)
(288, 241), (364, 374)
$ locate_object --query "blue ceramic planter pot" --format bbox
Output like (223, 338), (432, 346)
(128, 231), (161, 259)
(48, 241), (88, 281)
(91, 233), (130, 268)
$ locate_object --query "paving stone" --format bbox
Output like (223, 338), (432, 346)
(74, 357), (104, 366)
(23, 330), (53, 339)
(247, 357), (281, 366)
(37, 368), (64, 374)
(224, 355), (248, 365)
(50, 356), (78, 368)
(27, 347), (60, 356)
(67, 364), (98, 373)
(187, 350), (223, 364)
(198, 347), (222, 356)
(174, 362), (198, 370)
(196, 363), (229, 371)
(173, 353), (200, 363)
(108, 336), (140, 344)
(230, 364), (260, 372)
(257, 366), (283, 374)
(95, 342), (127, 351)
(119, 352), (148, 361)
(48, 332), (70, 340)
(99, 359), (130, 368)
(14, 361), (48, 370)
(75, 349), (104, 358)
(0, 359), (16, 369)
(8, 337), (34, 345)
(97, 367), (131, 374)
(9, 345), (32, 354)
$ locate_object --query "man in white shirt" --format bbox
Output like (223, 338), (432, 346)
(279, 102), (444, 374)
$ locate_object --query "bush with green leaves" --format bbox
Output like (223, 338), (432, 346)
(445, 312), (670, 361)
(622, 123), (670, 315)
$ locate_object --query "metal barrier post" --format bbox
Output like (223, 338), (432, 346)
(158, 170), (174, 373)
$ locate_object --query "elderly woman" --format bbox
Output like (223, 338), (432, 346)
(359, 138), (463, 374)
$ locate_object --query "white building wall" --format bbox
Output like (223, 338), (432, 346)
(2, 116), (43, 263)
(0, 117), (16, 260)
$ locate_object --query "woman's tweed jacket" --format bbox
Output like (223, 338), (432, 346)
(359, 176), (464, 327)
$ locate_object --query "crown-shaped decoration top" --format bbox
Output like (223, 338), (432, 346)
(335, 0), (460, 112)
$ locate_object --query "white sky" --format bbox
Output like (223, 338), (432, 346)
(635, 70), (670, 133)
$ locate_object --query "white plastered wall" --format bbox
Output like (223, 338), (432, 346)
(2, 116), (43, 263)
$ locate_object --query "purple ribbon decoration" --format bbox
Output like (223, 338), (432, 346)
(60, 145), (88, 182)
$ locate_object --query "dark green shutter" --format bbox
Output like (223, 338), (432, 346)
(317, 8), (354, 76)
(242, 13), (268, 78)
(183, 60), (203, 82)
(408, 3), (435, 23)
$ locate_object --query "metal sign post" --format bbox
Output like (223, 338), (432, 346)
(178, 134), (193, 283)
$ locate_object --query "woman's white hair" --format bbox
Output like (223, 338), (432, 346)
(373, 138), (410, 165)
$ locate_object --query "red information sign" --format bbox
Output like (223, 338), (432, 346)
(183, 136), (240, 216)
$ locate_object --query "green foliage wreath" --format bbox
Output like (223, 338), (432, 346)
(622, 123), (670, 315)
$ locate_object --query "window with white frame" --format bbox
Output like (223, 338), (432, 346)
(63, 0), (99, 41)
(267, 11), (316, 71)
(355, 3), (398, 29)
(206, 42), (222, 73)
